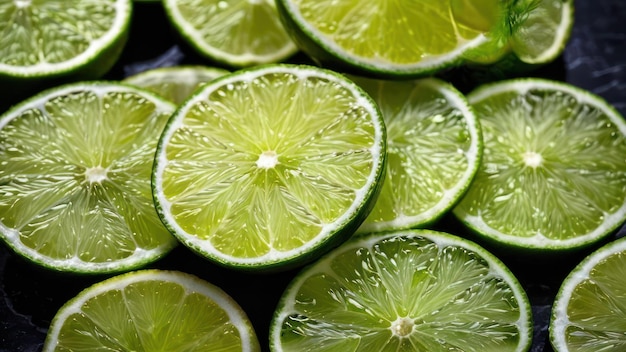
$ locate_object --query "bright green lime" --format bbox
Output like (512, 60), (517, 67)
(270, 229), (533, 351)
(44, 270), (261, 351)
(0, 82), (177, 273)
(152, 64), (386, 271)
(350, 77), (482, 232)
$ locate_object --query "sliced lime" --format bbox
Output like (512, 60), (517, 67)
(270, 229), (533, 351)
(152, 64), (386, 271)
(453, 78), (626, 251)
(350, 77), (482, 232)
(550, 236), (626, 352)
(44, 269), (260, 351)
(163, 0), (298, 67)
(123, 65), (230, 104)
(0, 82), (177, 273)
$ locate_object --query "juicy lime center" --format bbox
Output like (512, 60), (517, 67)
(84, 166), (109, 184)
(14, 0), (31, 8)
(522, 151), (543, 168)
(256, 150), (279, 169)
(390, 317), (414, 337)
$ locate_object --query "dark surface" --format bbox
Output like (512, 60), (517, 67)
(1, 1), (626, 351)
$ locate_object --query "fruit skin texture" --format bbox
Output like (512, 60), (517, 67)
(0, 1), (132, 106)
(152, 63), (388, 273)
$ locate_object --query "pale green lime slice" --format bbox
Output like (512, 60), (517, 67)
(550, 236), (626, 352)
(163, 0), (298, 67)
(0, 0), (131, 79)
(0, 82), (178, 273)
(152, 64), (386, 271)
(350, 77), (482, 232)
(123, 65), (230, 104)
(454, 78), (626, 251)
(276, 0), (510, 77)
(270, 229), (533, 351)
(44, 269), (260, 352)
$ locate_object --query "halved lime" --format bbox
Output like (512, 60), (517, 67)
(453, 78), (626, 251)
(0, 82), (178, 273)
(123, 65), (230, 104)
(163, 0), (298, 67)
(270, 229), (533, 351)
(510, 0), (574, 64)
(276, 0), (510, 77)
(43, 269), (260, 351)
(550, 236), (626, 352)
(0, 0), (131, 82)
(152, 64), (386, 271)
(350, 77), (482, 233)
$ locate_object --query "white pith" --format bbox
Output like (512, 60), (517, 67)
(43, 270), (257, 352)
(0, 0), (131, 75)
(153, 66), (385, 267)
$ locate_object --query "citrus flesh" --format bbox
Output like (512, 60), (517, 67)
(123, 65), (230, 104)
(0, 82), (177, 273)
(351, 77), (481, 232)
(152, 64), (386, 270)
(550, 236), (626, 352)
(163, 0), (297, 67)
(0, 0), (131, 78)
(453, 79), (626, 251)
(44, 269), (260, 352)
(276, 0), (508, 76)
(270, 229), (532, 352)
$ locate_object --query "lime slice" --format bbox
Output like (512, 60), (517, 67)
(276, 0), (510, 77)
(152, 64), (386, 271)
(0, 0), (131, 81)
(43, 269), (261, 352)
(550, 236), (626, 352)
(350, 77), (482, 233)
(270, 229), (533, 352)
(453, 78), (626, 251)
(0, 82), (178, 273)
(123, 65), (230, 104)
(510, 0), (574, 64)
(163, 0), (298, 67)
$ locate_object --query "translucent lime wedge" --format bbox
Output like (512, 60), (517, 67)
(44, 270), (260, 351)
(453, 78), (626, 251)
(270, 229), (533, 351)
(550, 236), (626, 352)
(0, 82), (178, 273)
(123, 65), (230, 104)
(276, 0), (509, 77)
(152, 64), (386, 271)
(350, 77), (482, 232)
(163, 0), (298, 67)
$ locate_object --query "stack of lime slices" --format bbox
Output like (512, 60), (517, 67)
(270, 229), (533, 351)
(0, 82), (177, 273)
(350, 76), (482, 233)
(453, 78), (626, 252)
(44, 270), (261, 351)
(152, 64), (386, 271)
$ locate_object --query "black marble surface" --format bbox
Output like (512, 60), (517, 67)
(1, 1), (625, 351)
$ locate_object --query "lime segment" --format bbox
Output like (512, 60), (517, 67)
(152, 64), (386, 270)
(43, 270), (260, 351)
(0, 82), (177, 273)
(453, 79), (626, 251)
(270, 230), (532, 351)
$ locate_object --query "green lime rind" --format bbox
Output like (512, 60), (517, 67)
(0, 0), (132, 99)
(351, 76), (482, 232)
(276, 0), (505, 78)
(0, 81), (178, 274)
(550, 236), (626, 352)
(152, 64), (387, 271)
(123, 65), (230, 104)
(163, 0), (298, 67)
(453, 78), (626, 252)
(270, 229), (533, 352)
(43, 269), (261, 352)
